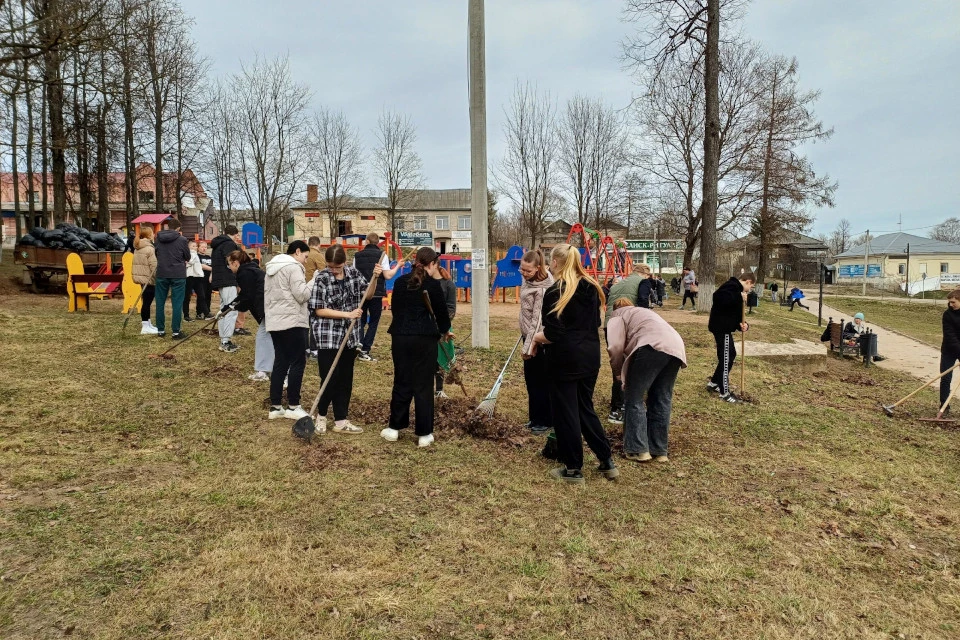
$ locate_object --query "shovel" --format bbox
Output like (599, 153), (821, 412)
(293, 253), (383, 443)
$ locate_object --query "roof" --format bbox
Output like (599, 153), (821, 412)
(835, 232), (960, 258)
(131, 213), (173, 224)
(730, 230), (827, 251)
(291, 189), (471, 212)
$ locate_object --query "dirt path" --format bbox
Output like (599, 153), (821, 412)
(801, 299), (942, 385)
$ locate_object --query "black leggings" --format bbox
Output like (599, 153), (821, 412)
(270, 327), (308, 407)
(140, 285), (155, 322)
(682, 291), (697, 307)
(549, 372), (612, 471)
(317, 348), (357, 421)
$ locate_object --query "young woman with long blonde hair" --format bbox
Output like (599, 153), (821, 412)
(533, 244), (617, 484)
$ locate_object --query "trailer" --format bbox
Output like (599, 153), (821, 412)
(14, 245), (125, 293)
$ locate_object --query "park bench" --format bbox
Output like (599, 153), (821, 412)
(69, 273), (125, 311)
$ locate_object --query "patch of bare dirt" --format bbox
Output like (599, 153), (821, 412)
(840, 374), (878, 386)
(300, 440), (362, 471)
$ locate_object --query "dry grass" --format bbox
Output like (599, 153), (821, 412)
(1, 260), (959, 639)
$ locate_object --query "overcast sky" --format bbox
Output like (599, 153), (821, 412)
(185, 0), (960, 239)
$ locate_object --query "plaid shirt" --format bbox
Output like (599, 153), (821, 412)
(309, 266), (368, 350)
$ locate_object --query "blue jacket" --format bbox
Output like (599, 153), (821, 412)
(790, 288), (805, 300)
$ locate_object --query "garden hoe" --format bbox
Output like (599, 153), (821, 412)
(293, 252), (383, 444)
(881, 362), (960, 417)
(149, 304), (233, 361)
(475, 336), (524, 417)
(121, 287), (146, 337)
(919, 376), (959, 424)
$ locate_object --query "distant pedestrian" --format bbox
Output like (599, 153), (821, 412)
(939, 290), (960, 414)
(708, 272), (755, 403)
(226, 250), (273, 382)
(211, 225), (242, 352)
(309, 245), (372, 434)
(153, 218), (191, 340)
(533, 243), (617, 484)
(381, 247), (452, 448)
(788, 286), (809, 311)
(519, 249), (554, 434)
(680, 266), (698, 309)
(264, 240), (313, 421)
(606, 298), (687, 463)
(770, 281), (779, 303)
(132, 226), (158, 335)
(353, 233), (398, 362)
(434, 266), (457, 399)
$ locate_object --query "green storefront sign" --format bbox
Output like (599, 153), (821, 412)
(397, 231), (434, 247)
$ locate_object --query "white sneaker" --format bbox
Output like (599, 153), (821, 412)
(418, 434), (435, 448)
(285, 405), (309, 420)
(140, 322), (159, 335)
(247, 371), (269, 382)
(315, 416), (327, 434)
(380, 427), (399, 442)
(435, 390), (449, 399)
(283, 376), (289, 389)
(268, 405), (286, 420)
(333, 420), (363, 434)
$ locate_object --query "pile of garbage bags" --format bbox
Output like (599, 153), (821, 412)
(17, 223), (127, 252)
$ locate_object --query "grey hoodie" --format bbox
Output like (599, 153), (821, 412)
(264, 254), (312, 332)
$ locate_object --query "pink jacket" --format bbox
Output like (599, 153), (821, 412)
(606, 306), (687, 383)
(518, 272), (554, 347)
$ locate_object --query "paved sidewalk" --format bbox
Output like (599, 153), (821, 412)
(800, 299), (942, 385)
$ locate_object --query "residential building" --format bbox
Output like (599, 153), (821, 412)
(833, 232), (960, 288)
(723, 230), (828, 281)
(1, 162), (209, 245)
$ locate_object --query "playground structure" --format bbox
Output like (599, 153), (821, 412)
(565, 223), (631, 286)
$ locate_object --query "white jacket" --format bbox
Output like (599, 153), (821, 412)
(186, 251), (204, 278)
(264, 254), (312, 332)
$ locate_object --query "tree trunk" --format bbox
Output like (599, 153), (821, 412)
(40, 75), (49, 228)
(23, 30), (35, 224)
(12, 78), (22, 239)
(697, 0), (721, 313)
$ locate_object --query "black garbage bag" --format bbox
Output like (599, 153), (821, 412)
(41, 229), (64, 243)
(109, 235), (126, 250)
(31, 227), (46, 239)
(48, 240), (64, 249)
(18, 234), (38, 246)
(89, 232), (110, 248)
(76, 227), (92, 239)
(82, 239), (98, 251)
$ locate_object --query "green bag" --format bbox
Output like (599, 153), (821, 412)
(438, 337), (456, 374)
(541, 429), (560, 461)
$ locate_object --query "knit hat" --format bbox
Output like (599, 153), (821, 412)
(854, 312), (865, 321)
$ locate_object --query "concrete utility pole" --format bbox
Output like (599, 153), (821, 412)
(468, 0), (490, 348)
(862, 229), (869, 296)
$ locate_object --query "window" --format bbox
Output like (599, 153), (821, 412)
(898, 263), (906, 275)
(458, 215), (471, 231)
(139, 190), (154, 203)
(337, 220), (352, 236)
(30, 190), (39, 204)
(361, 215), (376, 221)
(436, 215), (449, 230)
(414, 216), (428, 231)
(942, 263), (950, 274)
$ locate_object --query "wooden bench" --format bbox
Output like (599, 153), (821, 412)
(824, 317), (861, 358)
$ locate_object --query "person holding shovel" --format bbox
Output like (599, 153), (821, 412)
(264, 240), (313, 421)
(532, 243), (618, 484)
(226, 250), (273, 382)
(707, 272), (755, 403)
(308, 244), (375, 434)
(382, 247), (451, 448)
(939, 290), (960, 414)
(519, 249), (554, 434)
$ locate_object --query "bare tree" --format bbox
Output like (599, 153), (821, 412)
(931, 218), (960, 245)
(309, 107), (365, 239)
(199, 79), (238, 231)
(372, 110), (423, 238)
(497, 81), (558, 248)
(749, 55), (836, 282)
(232, 54), (311, 244)
(828, 218), (851, 255)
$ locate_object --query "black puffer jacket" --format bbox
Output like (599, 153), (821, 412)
(233, 260), (265, 324)
(210, 234), (239, 289)
(542, 278), (602, 381)
(388, 274), (450, 337)
(154, 230), (190, 279)
(708, 277), (744, 334)
(943, 308), (960, 354)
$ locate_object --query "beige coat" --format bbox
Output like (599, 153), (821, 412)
(606, 306), (687, 383)
(264, 254), (312, 332)
(518, 272), (554, 347)
(132, 239), (157, 286)
(304, 247), (326, 282)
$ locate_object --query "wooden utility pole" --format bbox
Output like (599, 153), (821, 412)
(469, 0), (489, 348)
(862, 229), (869, 296)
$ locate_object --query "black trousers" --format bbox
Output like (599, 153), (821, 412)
(940, 349), (960, 407)
(317, 348), (357, 421)
(270, 327), (308, 407)
(711, 331), (736, 395)
(389, 334), (437, 436)
(183, 277), (208, 317)
(789, 298), (809, 310)
(682, 291), (697, 307)
(140, 284), (155, 322)
(549, 372), (612, 471)
(523, 348), (552, 428)
(604, 329), (624, 412)
(202, 277), (213, 313)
